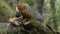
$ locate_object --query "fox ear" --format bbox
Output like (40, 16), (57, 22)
(16, 4), (25, 11)
(16, 6), (19, 12)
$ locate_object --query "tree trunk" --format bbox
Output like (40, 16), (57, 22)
(34, 0), (44, 14)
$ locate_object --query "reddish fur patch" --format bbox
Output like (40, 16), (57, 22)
(16, 3), (32, 19)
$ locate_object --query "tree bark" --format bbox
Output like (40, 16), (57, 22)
(0, 19), (57, 34)
(34, 0), (44, 14)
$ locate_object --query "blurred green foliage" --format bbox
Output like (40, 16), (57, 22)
(16, 0), (34, 7)
(25, 0), (34, 7)
(56, 0), (60, 32)
(43, 0), (60, 32)
(0, 0), (60, 32)
(0, 0), (16, 22)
